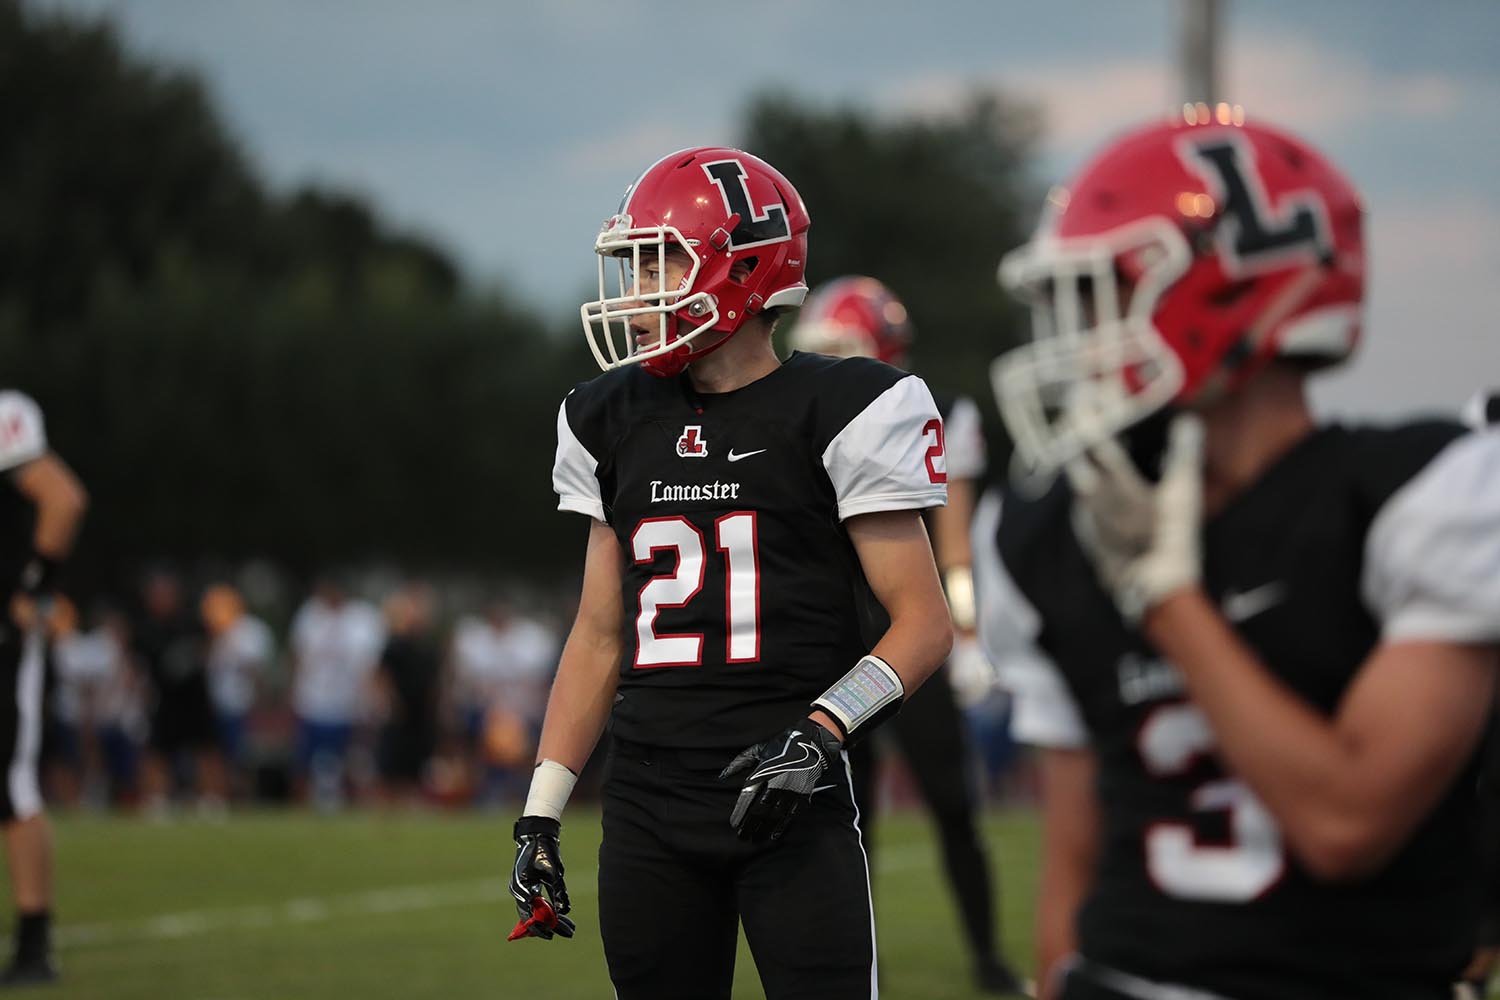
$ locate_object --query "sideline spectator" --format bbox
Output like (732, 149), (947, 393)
(200, 584), (274, 801)
(446, 597), (557, 803)
(374, 582), (441, 805)
(288, 577), (384, 810)
(133, 568), (227, 815)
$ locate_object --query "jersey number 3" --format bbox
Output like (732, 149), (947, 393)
(631, 513), (759, 668)
(1139, 702), (1285, 902)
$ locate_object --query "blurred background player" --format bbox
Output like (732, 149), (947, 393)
(509, 147), (954, 999)
(791, 275), (1022, 995)
(200, 583), (274, 802)
(132, 567), (227, 815)
(0, 389), (88, 984)
(288, 577), (385, 810)
(48, 601), (142, 809)
(446, 596), (558, 805)
(373, 580), (441, 806)
(981, 113), (1500, 1000)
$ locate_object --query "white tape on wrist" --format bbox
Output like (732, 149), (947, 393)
(943, 566), (977, 632)
(522, 759), (578, 821)
(812, 655), (904, 741)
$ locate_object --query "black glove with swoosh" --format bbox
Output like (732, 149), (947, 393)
(508, 816), (575, 941)
(720, 718), (843, 843)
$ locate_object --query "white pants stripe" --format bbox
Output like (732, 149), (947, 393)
(841, 750), (879, 1000)
(8, 629), (45, 820)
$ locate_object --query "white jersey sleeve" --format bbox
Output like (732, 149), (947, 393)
(1363, 432), (1500, 643)
(0, 392), (47, 474)
(972, 489), (1089, 749)
(553, 394), (606, 522)
(943, 396), (988, 481)
(822, 375), (948, 521)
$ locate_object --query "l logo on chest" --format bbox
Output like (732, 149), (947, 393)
(676, 424), (709, 459)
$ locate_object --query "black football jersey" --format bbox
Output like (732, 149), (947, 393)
(0, 392), (47, 595)
(553, 351), (947, 751)
(978, 422), (1500, 999)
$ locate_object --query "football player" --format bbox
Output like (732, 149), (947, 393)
(977, 113), (1500, 999)
(791, 276), (1023, 995)
(0, 390), (88, 985)
(508, 148), (954, 999)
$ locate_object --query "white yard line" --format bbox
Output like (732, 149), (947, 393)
(60, 843), (936, 949)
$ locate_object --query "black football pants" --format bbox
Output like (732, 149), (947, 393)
(849, 665), (1000, 968)
(599, 737), (876, 1000)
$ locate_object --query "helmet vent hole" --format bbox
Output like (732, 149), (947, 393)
(1209, 280), (1255, 307)
(1223, 336), (1254, 369)
(730, 256), (759, 285)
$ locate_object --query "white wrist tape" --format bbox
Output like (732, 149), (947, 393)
(943, 566), (977, 632)
(522, 759), (578, 821)
(812, 655), (905, 742)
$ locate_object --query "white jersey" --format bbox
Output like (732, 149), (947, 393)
(450, 615), (559, 723)
(289, 598), (385, 724)
(208, 615), (275, 716)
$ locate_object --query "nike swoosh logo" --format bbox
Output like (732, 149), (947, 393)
(726, 448), (767, 463)
(1221, 582), (1286, 623)
(749, 741), (824, 780)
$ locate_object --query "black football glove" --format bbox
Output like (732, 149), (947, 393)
(720, 718), (843, 843)
(507, 816), (575, 941)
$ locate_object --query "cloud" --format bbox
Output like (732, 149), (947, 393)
(552, 122), (731, 181)
(1312, 195), (1500, 418)
(1224, 33), (1465, 130)
(878, 29), (1474, 159)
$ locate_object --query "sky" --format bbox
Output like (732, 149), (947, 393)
(38, 0), (1500, 419)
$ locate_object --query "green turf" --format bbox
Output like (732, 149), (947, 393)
(9, 806), (1040, 999)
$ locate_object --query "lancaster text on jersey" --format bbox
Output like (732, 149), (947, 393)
(649, 479), (742, 503)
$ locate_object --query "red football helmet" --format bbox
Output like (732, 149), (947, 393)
(790, 276), (914, 366)
(581, 147), (811, 378)
(993, 111), (1365, 474)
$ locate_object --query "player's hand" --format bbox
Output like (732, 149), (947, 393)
(720, 718), (843, 843)
(508, 816), (575, 941)
(947, 634), (999, 709)
(1067, 413), (1204, 622)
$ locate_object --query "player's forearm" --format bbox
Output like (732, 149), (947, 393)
(870, 597), (954, 695)
(1143, 591), (1379, 868)
(16, 454), (89, 559)
(1143, 589), (1476, 878)
(928, 478), (977, 575)
(534, 628), (620, 775)
(807, 601), (952, 744)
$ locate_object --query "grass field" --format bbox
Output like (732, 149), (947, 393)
(19, 807), (1041, 999)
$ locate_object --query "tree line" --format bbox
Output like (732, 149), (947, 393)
(0, 0), (1039, 596)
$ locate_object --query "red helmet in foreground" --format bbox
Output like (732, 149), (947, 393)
(994, 110), (1365, 474)
(581, 147), (811, 378)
